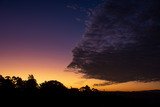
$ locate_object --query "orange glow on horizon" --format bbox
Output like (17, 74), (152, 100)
(0, 52), (160, 91)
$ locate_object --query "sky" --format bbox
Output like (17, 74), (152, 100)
(0, 0), (160, 91)
(0, 0), (106, 88)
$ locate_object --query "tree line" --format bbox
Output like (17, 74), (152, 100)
(0, 74), (160, 106)
(0, 74), (100, 97)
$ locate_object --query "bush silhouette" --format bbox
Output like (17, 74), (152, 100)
(40, 80), (67, 95)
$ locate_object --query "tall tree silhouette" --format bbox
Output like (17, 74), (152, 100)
(24, 75), (38, 95)
(25, 75), (38, 88)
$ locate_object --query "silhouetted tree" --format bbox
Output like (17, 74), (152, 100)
(12, 76), (24, 89)
(40, 80), (67, 95)
(0, 75), (5, 87)
(79, 85), (93, 96)
(70, 87), (79, 92)
(92, 88), (99, 92)
(25, 75), (38, 88)
(0, 75), (15, 95)
(24, 75), (38, 95)
(4, 76), (15, 89)
(0, 75), (5, 95)
(69, 87), (80, 96)
(80, 85), (91, 92)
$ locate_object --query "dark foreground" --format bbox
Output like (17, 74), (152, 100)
(1, 90), (160, 107)
(0, 75), (159, 106)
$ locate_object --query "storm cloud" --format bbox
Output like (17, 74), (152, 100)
(68, 0), (160, 84)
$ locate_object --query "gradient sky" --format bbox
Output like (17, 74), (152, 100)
(0, 0), (160, 91)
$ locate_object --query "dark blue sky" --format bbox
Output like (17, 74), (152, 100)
(0, 0), (105, 85)
(0, 0), (104, 54)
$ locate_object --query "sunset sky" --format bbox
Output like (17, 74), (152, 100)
(0, 0), (160, 91)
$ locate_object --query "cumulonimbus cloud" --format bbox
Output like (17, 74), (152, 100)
(67, 0), (160, 85)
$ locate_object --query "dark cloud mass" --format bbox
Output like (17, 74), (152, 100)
(68, 0), (160, 84)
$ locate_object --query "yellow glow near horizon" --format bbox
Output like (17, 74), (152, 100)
(95, 81), (160, 91)
(0, 54), (160, 91)
(1, 67), (160, 91)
